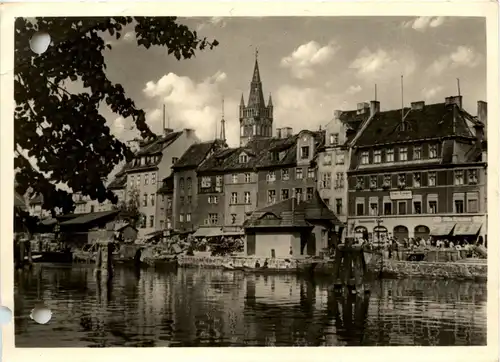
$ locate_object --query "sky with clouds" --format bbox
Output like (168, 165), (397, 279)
(100, 16), (485, 149)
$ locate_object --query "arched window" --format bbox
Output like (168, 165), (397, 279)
(414, 225), (430, 240)
(186, 177), (192, 191)
(179, 177), (184, 189)
(393, 225), (409, 241)
(354, 226), (368, 240)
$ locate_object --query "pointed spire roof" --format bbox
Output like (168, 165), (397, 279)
(247, 49), (266, 108)
(240, 93), (245, 106)
(268, 93), (273, 107)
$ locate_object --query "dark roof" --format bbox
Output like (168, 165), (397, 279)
(173, 140), (225, 170)
(244, 191), (343, 229)
(136, 132), (182, 156)
(59, 210), (119, 226)
(29, 194), (43, 205)
(157, 175), (174, 194)
(338, 110), (370, 144)
(198, 132), (325, 173)
(354, 103), (475, 147)
(108, 175), (126, 190)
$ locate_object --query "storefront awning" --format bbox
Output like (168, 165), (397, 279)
(453, 223), (482, 236)
(192, 227), (222, 238)
(430, 223), (456, 236)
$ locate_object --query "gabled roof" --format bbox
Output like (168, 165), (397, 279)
(108, 176), (126, 190)
(173, 140), (225, 170)
(136, 131), (183, 156)
(353, 102), (475, 147)
(244, 190), (343, 229)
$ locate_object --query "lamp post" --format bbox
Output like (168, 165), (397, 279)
(376, 214), (383, 278)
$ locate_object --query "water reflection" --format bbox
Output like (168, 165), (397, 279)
(14, 265), (486, 347)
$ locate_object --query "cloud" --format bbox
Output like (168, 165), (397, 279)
(280, 41), (338, 79)
(421, 86), (444, 100)
(346, 85), (362, 95)
(427, 46), (482, 75)
(196, 17), (227, 32)
(122, 31), (135, 42)
(403, 17), (445, 31)
(349, 48), (416, 81)
(142, 71), (240, 146)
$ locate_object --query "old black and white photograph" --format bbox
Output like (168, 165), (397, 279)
(10, 13), (490, 348)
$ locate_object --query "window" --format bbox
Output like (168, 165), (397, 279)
(468, 169), (478, 184)
(143, 193), (147, 207)
(244, 173), (251, 183)
(330, 133), (339, 145)
(398, 174), (406, 188)
(179, 178), (185, 190)
(244, 191), (251, 204)
(307, 168), (315, 179)
(144, 174), (149, 185)
(321, 173), (331, 189)
(306, 187), (314, 200)
(136, 175), (141, 187)
(413, 201), (422, 214)
(384, 201), (392, 215)
(161, 195), (165, 203)
(187, 196), (192, 204)
(166, 197), (172, 210)
(374, 150), (382, 164)
(369, 176), (377, 189)
(149, 215), (154, 228)
(369, 202), (378, 216)
(232, 174), (238, 183)
(296, 168), (303, 180)
(150, 194), (155, 206)
(186, 177), (192, 193)
(414, 146), (421, 160)
(294, 188), (303, 201)
(166, 218), (172, 229)
(180, 196), (184, 205)
(151, 173), (156, 185)
(281, 189), (289, 200)
(231, 214), (237, 224)
(399, 147), (408, 161)
(336, 153), (345, 165)
(300, 146), (310, 159)
(267, 171), (276, 182)
(271, 152), (279, 162)
(382, 174), (391, 189)
(335, 199), (343, 215)
(323, 153), (332, 165)
(356, 176), (364, 190)
(267, 190), (276, 204)
(160, 220), (165, 229)
(209, 213), (218, 225)
(398, 201), (407, 215)
(454, 170), (464, 185)
(335, 172), (344, 189)
(413, 173), (421, 188)
(172, 157), (178, 165)
(208, 195), (219, 204)
(201, 176), (211, 188)
(179, 213), (184, 223)
(428, 195), (438, 214)
(467, 196), (479, 213)
(361, 152), (369, 165)
(129, 175), (134, 188)
(282, 169), (289, 181)
(429, 145), (438, 159)
(90, 205), (95, 213)
(428, 172), (436, 186)
(239, 153), (248, 163)
(356, 202), (364, 216)
(455, 200), (464, 213)
(386, 149), (394, 162)
(231, 192), (238, 204)
(186, 213), (191, 222)
(141, 157), (145, 166)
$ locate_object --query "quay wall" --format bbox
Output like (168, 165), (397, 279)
(178, 253), (487, 281)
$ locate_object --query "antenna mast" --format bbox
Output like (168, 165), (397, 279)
(457, 78), (461, 96)
(375, 84), (377, 101)
(162, 104), (166, 130)
(220, 97), (226, 141)
(401, 75), (404, 124)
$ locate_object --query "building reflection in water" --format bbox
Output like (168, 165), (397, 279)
(14, 265), (487, 347)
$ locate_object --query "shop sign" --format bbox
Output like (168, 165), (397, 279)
(389, 191), (413, 200)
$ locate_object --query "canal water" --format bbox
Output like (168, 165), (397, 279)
(14, 264), (487, 347)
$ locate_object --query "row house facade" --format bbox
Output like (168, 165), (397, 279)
(347, 96), (487, 243)
(156, 175), (174, 230)
(317, 103), (372, 225)
(110, 128), (199, 237)
(171, 140), (226, 232)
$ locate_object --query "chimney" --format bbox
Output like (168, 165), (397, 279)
(282, 127), (293, 138)
(445, 96), (463, 108)
(476, 100), (487, 140)
(163, 128), (174, 136)
(410, 101), (425, 111)
(356, 102), (370, 115)
(369, 101), (380, 117)
(276, 128), (282, 139)
(333, 110), (342, 119)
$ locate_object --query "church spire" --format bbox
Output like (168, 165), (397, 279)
(247, 48), (265, 108)
(268, 93), (273, 107)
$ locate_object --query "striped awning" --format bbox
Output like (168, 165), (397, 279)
(430, 223), (456, 236)
(453, 223), (482, 236)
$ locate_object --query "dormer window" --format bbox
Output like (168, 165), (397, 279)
(141, 157), (146, 166)
(361, 151), (369, 165)
(355, 177), (364, 190)
(330, 133), (339, 146)
(239, 153), (248, 163)
(300, 146), (310, 159)
(271, 152), (279, 162)
(399, 147), (408, 161)
(398, 174), (406, 189)
(429, 145), (438, 159)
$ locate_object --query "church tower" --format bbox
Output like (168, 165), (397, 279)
(239, 50), (274, 147)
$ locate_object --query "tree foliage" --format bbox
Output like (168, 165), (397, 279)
(14, 17), (218, 216)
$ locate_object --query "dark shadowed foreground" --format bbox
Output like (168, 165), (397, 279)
(14, 265), (486, 347)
